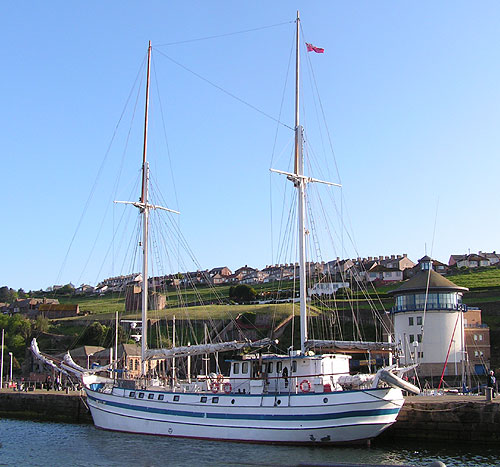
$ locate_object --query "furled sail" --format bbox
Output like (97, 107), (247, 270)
(63, 350), (114, 374)
(305, 339), (396, 351)
(145, 338), (274, 360)
(30, 338), (70, 376)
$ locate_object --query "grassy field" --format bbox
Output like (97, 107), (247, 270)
(445, 267), (500, 288)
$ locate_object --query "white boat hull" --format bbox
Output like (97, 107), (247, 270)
(85, 386), (403, 444)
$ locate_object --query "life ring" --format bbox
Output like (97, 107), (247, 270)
(211, 382), (219, 393)
(223, 382), (232, 394)
(217, 374), (224, 383)
(300, 379), (311, 393)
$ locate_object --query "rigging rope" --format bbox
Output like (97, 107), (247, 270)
(154, 48), (293, 131)
(156, 20), (294, 47)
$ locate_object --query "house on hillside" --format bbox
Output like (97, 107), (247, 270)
(479, 251), (500, 265)
(240, 270), (268, 285)
(75, 284), (94, 295)
(456, 254), (490, 269)
(324, 258), (354, 277)
(365, 265), (403, 283)
(33, 304), (80, 319)
(208, 267), (232, 285)
(379, 254), (415, 271)
(449, 253), (492, 268)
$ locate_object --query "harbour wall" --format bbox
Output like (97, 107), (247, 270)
(0, 390), (92, 424)
(1, 391), (499, 443)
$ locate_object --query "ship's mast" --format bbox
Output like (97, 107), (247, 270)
(294, 11), (308, 354)
(270, 13), (341, 355)
(115, 42), (179, 377)
(140, 41), (152, 376)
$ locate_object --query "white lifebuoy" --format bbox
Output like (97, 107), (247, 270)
(217, 374), (224, 383)
(300, 379), (311, 393)
(223, 382), (232, 394)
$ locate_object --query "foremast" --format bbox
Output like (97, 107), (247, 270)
(115, 41), (179, 376)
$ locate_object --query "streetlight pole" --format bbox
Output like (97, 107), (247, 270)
(9, 352), (13, 383)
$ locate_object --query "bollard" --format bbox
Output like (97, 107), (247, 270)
(486, 387), (493, 401)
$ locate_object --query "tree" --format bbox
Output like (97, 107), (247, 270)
(229, 284), (257, 303)
(0, 286), (17, 303)
(34, 315), (50, 334)
(17, 288), (27, 299)
(81, 322), (109, 346)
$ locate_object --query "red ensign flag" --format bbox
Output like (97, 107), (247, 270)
(306, 42), (324, 53)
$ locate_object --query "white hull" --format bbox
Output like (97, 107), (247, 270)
(85, 386), (403, 444)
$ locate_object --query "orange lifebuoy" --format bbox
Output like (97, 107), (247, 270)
(223, 382), (232, 394)
(300, 379), (311, 393)
(211, 382), (219, 393)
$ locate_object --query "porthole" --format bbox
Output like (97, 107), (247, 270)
(200, 396), (207, 403)
(212, 397), (219, 404)
(323, 398), (328, 403)
(277, 399), (281, 405)
(129, 391), (136, 398)
(138, 393), (145, 399)
(173, 395), (180, 402)
(158, 394), (164, 401)
(231, 399), (235, 404)
(148, 393), (154, 400)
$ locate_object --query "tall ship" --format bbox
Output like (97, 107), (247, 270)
(33, 12), (418, 444)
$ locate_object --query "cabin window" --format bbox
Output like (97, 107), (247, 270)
(292, 361), (297, 373)
(129, 391), (136, 398)
(474, 334), (478, 341)
(417, 316), (422, 325)
(242, 362), (249, 374)
(262, 363), (267, 373)
(268, 362), (273, 373)
(200, 396), (207, 403)
(409, 335), (415, 343)
(277, 361), (282, 373)
(138, 393), (145, 399)
(158, 395), (164, 401)
(479, 335), (483, 341)
(173, 395), (180, 402)
(408, 317), (414, 326)
(212, 397), (219, 404)
(417, 334), (422, 343)
(418, 352), (424, 358)
(233, 362), (240, 374)
(148, 393), (154, 400)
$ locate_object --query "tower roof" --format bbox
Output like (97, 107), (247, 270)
(388, 268), (468, 295)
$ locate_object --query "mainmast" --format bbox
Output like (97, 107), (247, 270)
(270, 13), (341, 355)
(294, 11), (308, 355)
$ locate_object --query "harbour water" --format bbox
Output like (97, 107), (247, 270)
(1, 419), (499, 466)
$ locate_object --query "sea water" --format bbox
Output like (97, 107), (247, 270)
(1, 418), (499, 466)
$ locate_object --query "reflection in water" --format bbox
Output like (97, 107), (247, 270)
(1, 419), (498, 467)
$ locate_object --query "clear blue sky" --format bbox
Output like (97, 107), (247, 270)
(2, 1), (500, 291)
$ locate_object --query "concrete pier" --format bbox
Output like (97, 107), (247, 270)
(1, 389), (499, 443)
